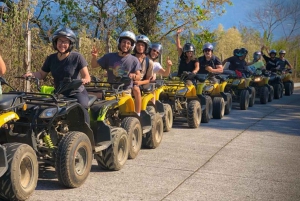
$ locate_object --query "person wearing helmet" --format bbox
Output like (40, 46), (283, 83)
(223, 47), (250, 77)
(198, 43), (223, 83)
(277, 50), (292, 70)
(233, 48), (240, 57)
(246, 51), (265, 73)
(132, 34), (154, 115)
(23, 27), (91, 122)
(91, 31), (141, 114)
(261, 45), (280, 71)
(175, 28), (199, 77)
(147, 43), (172, 79)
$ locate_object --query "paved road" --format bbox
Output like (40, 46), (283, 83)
(29, 88), (300, 201)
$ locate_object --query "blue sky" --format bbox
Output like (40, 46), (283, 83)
(203, 0), (286, 40)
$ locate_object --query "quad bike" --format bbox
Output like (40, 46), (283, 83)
(39, 78), (130, 170)
(0, 77), (38, 201)
(159, 72), (205, 128)
(194, 73), (232, 121)
(154, 79), (173, 132)
(223, 70), (256, 110)
(267, 69), (285, 99)
(279, 68), (294, 96)
(86, 75), (163, 161)
(1, 76), (129, 195)
(250, 69), (274, 104)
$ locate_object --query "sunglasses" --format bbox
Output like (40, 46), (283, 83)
(152, 49), (160, 54)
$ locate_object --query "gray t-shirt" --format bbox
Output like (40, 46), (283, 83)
(97, 53), (141, 89)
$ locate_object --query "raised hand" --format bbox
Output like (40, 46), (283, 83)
(91, 46), (98, 58)
(167, 56), (173, 66)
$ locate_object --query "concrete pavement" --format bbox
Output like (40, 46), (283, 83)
(30, 88), (300, 201)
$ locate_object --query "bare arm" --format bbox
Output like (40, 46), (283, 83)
(0, 55), (6, 75)
(80, 66), (91, 84)
(91, 47), (99, 68)
(176, 29), (183, 57)
(158, 57), (172, 77)
(193, 61), (199, 74)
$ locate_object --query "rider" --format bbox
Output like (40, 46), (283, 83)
(223, 47), (249, 77)
(261, 45), (280, 71)
(91, 31), (141, 114)
(23, 27), (91, 122)
(277, 50), (293, 70)
(147, 43), (172, 80)
(132, 34), (154, 116)
(175, 28), (199, 77)
(246, 51), (265, 73)
(198, 43), (223, 83)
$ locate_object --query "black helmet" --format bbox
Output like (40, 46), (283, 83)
(118, 31), (136, 53)
(52, 27), (76, 52)
(183, 43), (195, 54)
(233, 48), (239, 56)
(269, 49), (277, 55)
(239, 48), (248, 56)
(134, 35), (151, 54)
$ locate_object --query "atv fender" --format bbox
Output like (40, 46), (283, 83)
(0, 111), (19, 127)
(141, 93), (155, 111)
(0, 145), (8, 177)
(155, 100), (165, 117)
(118, 95), (135, 114)
(94, 121), (112, 152)
(155, 87), (164, 100)
(140, 110), (152, 133)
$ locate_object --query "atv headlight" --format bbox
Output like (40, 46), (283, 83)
(176, 88), (188, 96)
(39, 108), (59, 118)
(232, 80), (240, 85)
(254, 77), (262, 82)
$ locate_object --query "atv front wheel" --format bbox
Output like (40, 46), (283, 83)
(268, 86), (274, 102)
(143, 106), (163, 148)
(56, 131), (92, 188)
(274, 84), (281, 99)
(121, 117), (142, 159)
(162, 103), (173, 132)
(260, 86), (269, 104)
(0, 143), (38, 201)
(224, 93), (232, 115)
(201, 95), (212, 123)
(249, 87), (255, 107)
(240, 89), (249, 110)
(96, 127), (128, 170)
(212, 97), (225, 119)
(187, 100), (201, 128)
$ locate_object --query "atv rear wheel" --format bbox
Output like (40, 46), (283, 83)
(121, 117), (142, 159)
(201, 95), (212, 123)
(187, 100), (201, 128)
(96, 127), (128, 170)
(240, 89), (249, 110)
(224, 93), (232, 115)
(284, 82), (292, 96)
(260, 86), (269, 104)
(162, 103), (173, 132)
(212, 97), (225, 119)
(249, 87), (255, 107)
(0, 143), (38, 201)
(143, 106), (163, 148)
(268, 86), (274, 102)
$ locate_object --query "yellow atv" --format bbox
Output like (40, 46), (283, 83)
(223, 70), (256, 110)
(194, 73), (232, 121)
(250, 69), (274, 104)
(154, 80), (173, 132)
(159, 72), (204, 128)
(280, 69), (294, 96)
(0, 77), (38, 201)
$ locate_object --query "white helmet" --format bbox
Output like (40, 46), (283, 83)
(118, 31), (136, 53)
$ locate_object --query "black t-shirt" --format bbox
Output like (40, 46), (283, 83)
(41, 51), (88, 94)
(198, 55), (222, 74)
(226, 56), (247, 71)
(177, 53), (198, 76)
(262, 55), (280, 71)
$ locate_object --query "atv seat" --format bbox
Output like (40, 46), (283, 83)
(88, 95), (97, 107)
(0, 94), (21, 110)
